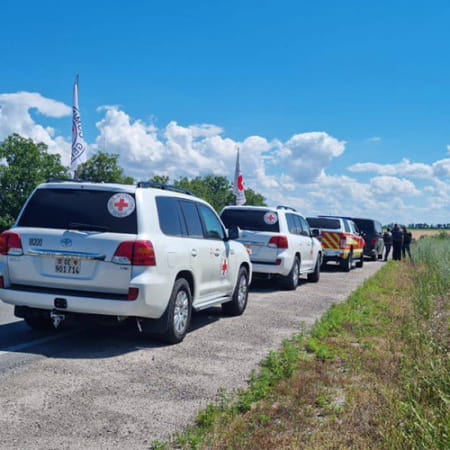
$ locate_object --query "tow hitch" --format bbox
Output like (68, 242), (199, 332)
(50, 310), (65, 329)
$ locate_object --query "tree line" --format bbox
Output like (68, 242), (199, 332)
(0, 134), (266, 231)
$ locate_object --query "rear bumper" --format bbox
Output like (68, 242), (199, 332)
(251, 257), (292, 276)
(0, 284), (165, 319)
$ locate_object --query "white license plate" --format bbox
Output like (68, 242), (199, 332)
(55, 257), (81, 275)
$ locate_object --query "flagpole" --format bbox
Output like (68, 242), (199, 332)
(71, 74), (87, 179)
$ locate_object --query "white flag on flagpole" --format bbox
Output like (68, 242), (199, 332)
(233, 147), (246, 205)
(70, 75), (87, 178)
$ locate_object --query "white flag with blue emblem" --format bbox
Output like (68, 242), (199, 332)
(71, 75), (87, 178)
(233, 147), (246, 205)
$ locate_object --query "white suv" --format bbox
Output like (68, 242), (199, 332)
(220, 205), (322, 290)
(0, 181), (251, 344)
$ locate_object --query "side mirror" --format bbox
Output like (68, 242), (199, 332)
(227, 226), (241, 240)
(311, 228), (320, 238)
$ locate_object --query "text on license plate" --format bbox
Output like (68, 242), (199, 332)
(55, 257), (81, 274)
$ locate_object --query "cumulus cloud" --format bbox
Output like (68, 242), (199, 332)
(0, 91), (72, 163)
(369, 175), (421, 197)
(348, 158), (434, 179)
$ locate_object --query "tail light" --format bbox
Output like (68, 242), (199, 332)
(339, 233), (347, 247)
(268, 235), (289, 249)
(0, 276), (4, 288)
(0, 232), (23, 256)
(370, 237), (377, 245)
(127, 287), (139, 300)
(112, 240), (156, 266)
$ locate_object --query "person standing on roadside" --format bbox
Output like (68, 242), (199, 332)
(392, 223), (403, 260)
(383, 227), (393, 261)
(402, 225), (413, 260)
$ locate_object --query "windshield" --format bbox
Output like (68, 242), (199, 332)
(221, 209), (280, 232)
(307, 217), (341, 230)
(17, 188), (137, 234)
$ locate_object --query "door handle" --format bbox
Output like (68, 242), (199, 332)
(191, 249), (198, 257)
(214, 249), (221, 257)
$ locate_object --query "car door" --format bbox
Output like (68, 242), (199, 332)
(285, 213), (303, 269)
(179, 200), (212, 300)
(197, 203), (233, 298)
(298, 215), (314, 270)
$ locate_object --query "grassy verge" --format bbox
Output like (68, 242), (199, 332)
(154, 234), (450, 449)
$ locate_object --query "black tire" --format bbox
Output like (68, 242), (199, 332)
(24, 314), (55, 331)
(307, 256), (321, 282)
(340, 252), (353, 272)
(356, 253), (364, 268)
(279, 257), (300, 290)
(222, 266), (249, 316)
(160, 278), (192, 344)
(371, 254), (377, 261)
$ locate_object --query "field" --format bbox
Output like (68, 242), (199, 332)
(411, 228), (449, 239)
(159, 234), (450, 449)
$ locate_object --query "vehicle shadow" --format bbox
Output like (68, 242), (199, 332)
(249, 277), (307, 293)
(0, 307), (231, 360)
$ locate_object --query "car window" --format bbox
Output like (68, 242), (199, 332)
(17, 188), (138, 234)
(343, 220), (350, 232)
(307, 217), (341, 230)
(180, 201), (204, 238)
(198, 204), (225, 240)
(156, 196), (186, 237)
(286, 213), (297, 234)
(298, 216), (310, 236)
(353, 219), (375, 234)
(375, 221), (382, 233)
(220, 209), (280, 232)
(349, 221), (357, 233)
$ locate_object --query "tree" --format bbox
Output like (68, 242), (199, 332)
(0, 134), (68, 230)
(148, 175), (170, 185)
(243, 187), (266, 207)
(77, 151), (134, 184)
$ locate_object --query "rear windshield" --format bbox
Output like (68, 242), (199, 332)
(307, 217), (341, 230)
(17, 188), (137, 234)
(221, 209), (280, 232)
(352, 219), (375, 234)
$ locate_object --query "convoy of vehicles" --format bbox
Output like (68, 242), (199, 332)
(0, 180), (383, 344)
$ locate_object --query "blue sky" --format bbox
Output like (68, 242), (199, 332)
(1, 0), (450, 223)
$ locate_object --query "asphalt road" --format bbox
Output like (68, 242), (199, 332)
(0, 260), (384, 449)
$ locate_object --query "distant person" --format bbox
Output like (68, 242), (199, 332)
(402, 226), (413, 260)
(383, 227), (393, 261)
(392, 223), (403, 260)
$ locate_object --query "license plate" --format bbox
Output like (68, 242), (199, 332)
(55, 257), (81, 275)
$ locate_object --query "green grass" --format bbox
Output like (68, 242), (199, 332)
(153, 235), (450, 449)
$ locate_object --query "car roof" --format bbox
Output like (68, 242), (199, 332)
(222, 205), (304, 215)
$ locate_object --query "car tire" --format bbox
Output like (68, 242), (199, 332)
(160, 278), (192, 344)
(377, 252), (383, 259)
(340, 252), (353, 272)
(307, 256), (321, 282)
(24, 314), (55, 331)
(222, 266), (249, 316)
(356, 253), (364, 268)
(279, 257), (300, 290)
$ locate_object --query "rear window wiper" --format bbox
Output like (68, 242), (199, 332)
(68, 222), (110, 232)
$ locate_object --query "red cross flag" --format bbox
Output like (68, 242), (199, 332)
(233, 147), (246, 205)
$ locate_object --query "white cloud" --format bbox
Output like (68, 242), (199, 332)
(348, 158), (434, 179)
(369, 175), (421, 197)
(0, 91), (72, 163)
(366, 136), (381, 142)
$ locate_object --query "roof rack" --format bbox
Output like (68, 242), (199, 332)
(47, 177), (87, 183)
(276, 205), (297, 212)
(137, 182), (195, 196)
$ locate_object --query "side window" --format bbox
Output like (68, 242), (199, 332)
(298, 216), (310, 236)
(349, 221), (357, 233)
(286, 214), (297, 234)
(375, 222), (382, 233)
(180, 201), (204, 238)
(343, 220), (350, 232)
(198, 204), (225, 240)
(292, 215), (303, 235)
(156, 196), (185, 236)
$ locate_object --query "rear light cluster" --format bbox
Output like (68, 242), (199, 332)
(339, 233), (347, 247)
(112, 240), (156, 266)
(268, 235), (289, 249)
(0, 232), (23, 256)
(370, 237), (378, 245)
